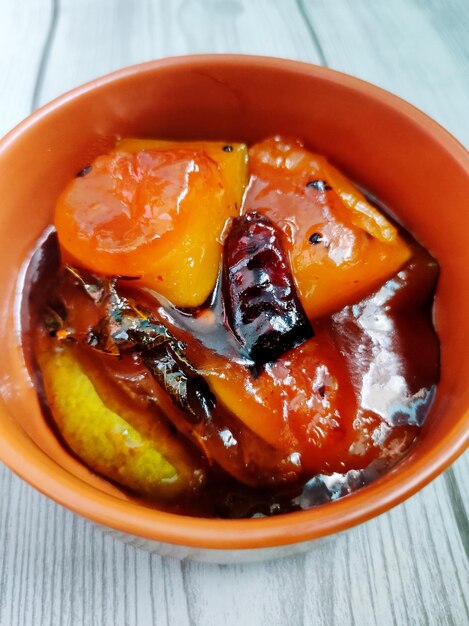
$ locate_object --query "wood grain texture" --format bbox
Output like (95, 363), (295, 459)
(0, 1), (468, 625)
(0, 0), (51, 136)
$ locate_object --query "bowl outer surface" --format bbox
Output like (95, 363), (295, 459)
(0, 55), (468, 552)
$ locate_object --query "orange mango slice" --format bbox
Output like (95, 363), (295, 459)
(55, 141), (248, 307)
(246, 136), (411, 319)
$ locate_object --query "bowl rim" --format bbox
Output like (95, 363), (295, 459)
(0, 54), (468, 551)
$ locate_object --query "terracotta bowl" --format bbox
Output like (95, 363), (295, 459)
(0, 56), (467, 563)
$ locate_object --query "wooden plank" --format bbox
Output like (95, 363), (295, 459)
(36, 0), (323, 106)
(0, 0), (51, 135)
(299, 0), (469, 146)
(1, 461), (468, 626)
(0, 1), (468, 625)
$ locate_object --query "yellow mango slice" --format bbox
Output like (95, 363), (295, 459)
(115, 140), (249, 307)
(246, 136), (412, 318)
(39, 346), (200, 498)
(55, 140), (248, 308)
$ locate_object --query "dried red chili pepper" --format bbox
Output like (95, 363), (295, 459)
(223, 211), (313, 372)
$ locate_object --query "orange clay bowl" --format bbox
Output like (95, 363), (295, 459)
(0, 56), (468, 563)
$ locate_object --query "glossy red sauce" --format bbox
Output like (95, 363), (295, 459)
(21, 137), (440, 518)
(22, 221), (439, 518)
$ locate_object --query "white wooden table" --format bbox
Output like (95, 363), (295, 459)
(1, 1), (468, 624)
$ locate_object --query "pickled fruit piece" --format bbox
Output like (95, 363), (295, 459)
(321, 161), (396, 243)
(200, 353), (294, 450)
(38, 345), (200, 498)
(201, 335), (366, 474)
(55, 145), (242, 307)
(223, 211), (313, 370)
(116, 139), (248, 213)
(142, 351), (301, 486)
(203, 329), (417, 474)
(246, 136), (412, 318)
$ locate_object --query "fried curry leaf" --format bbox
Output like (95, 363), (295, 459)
(50, 267), (215, 424)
